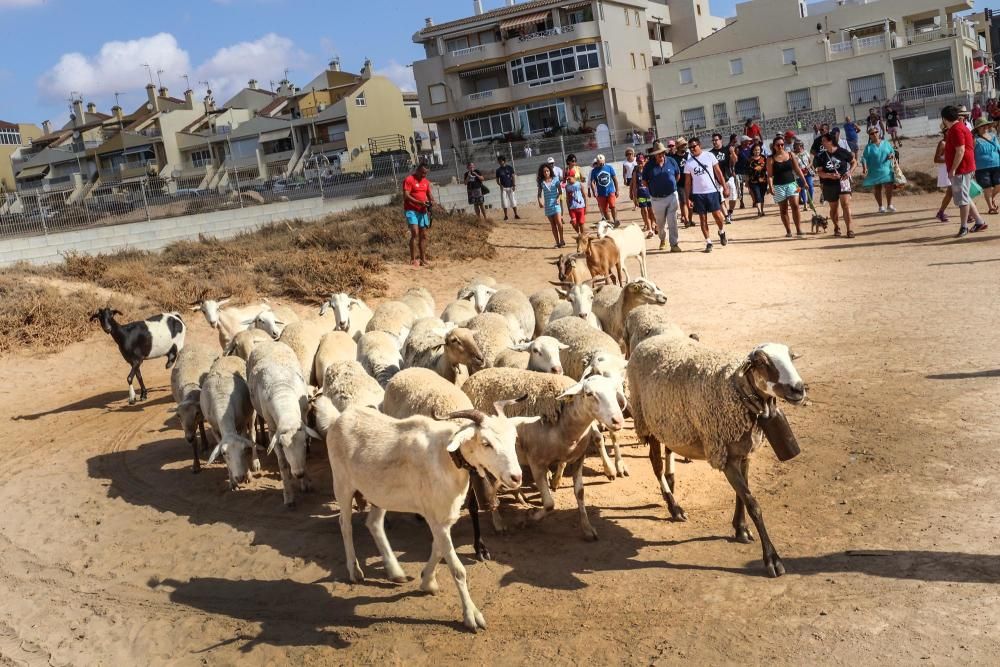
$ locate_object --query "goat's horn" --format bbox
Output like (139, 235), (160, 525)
(434, 409), (486, 425)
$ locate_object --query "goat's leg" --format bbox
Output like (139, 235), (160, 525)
(732, 457), (754, 543)
(274, 446), (296, 508)
(611, 429), (629, 477)
(366, 506), (406, 582)
(419, 533), (443, 594)
(549, 461), (567, 490)
(189, 423), (202, 474)
(723, 456), (783, 577)
(467, 479), (491, 561)
(639, 250), (648, 278)
(197, 417), (209, 455)
(135, 365), (148, 401)
(593, 425), (616, 480)
(336, 483), (365, 582)
(529, 462), (556, 523)
(432, 522), (486, 632)
(620, 262), (631, 284)
(648, 436), (687, 521)
(165, 343), (179, 369)
(126, 363), (140, 405)
(570, 456), (598, 541)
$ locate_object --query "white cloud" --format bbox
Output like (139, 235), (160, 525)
(37, 33), (191, 102)
(195, 33), (313, 100)
(375, 59), (416, 92)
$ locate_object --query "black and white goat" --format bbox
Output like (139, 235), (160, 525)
(90, 308), (187, 404)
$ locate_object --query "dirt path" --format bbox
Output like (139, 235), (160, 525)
(2, 155), (999, 664)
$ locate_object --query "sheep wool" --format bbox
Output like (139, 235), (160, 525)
(441, 300), (477, 327)
(542, 316), (621, 381)
(628, 335), (763, 471)
(465, 313), (515, 370)
(365, 300), (416, 342)
(322, 360), (385, 411)
(528, 288), (560, 338)
(356, 331), (402, 388)
(383, 368), (473, 420)
(484, 288), (535, 343)
(314, 331), (358, 384)
(401, 317), (449, 369)
(623, 305), (685, 357)
(226, 328), (272, 361)
(462, 368), (576, 426)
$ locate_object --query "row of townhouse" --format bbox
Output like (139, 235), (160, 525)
(9, 59), (425, 197)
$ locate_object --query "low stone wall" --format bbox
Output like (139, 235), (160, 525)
(0, 194), (392, 267)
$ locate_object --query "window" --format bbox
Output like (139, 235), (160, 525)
(681, 107), (706, 131)
(567, 6), (593, 24)
(729, 58), (743, 75)
(697, 4), (702, 16)
(649, 24), (656, 40)
(848, 73), (886, 104)
(354, 92), (366, 106)
(735, 97), (760, 121)
(712, 102), (729, 126)
(429, 84), (447, 105)
(463, 110), (514, 142)
(625, 7), (630, 25)
(785, 88), (811, 112)
(679, 67), (693, 84)
(445, 36), (470, 53)
(190, 149), (212, 167)
(641, 53), (647, 69)
(409, 106), (418, 119)
(604, 41), (612, 66)
(782, 48), (796, 65)
(510, 44), (600, 87)
(631, 52), (637, 69)
(0, 128), (21, 145)
(634, 10), (640, 25)
(516, 99), (568, 134)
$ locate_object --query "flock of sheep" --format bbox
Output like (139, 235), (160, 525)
(88, 224), (808, 631)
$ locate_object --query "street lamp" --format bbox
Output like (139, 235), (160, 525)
(650, 15), (665, 64)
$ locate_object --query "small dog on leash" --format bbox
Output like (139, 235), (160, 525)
(810, 213), (829, 234)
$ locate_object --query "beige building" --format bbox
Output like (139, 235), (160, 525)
(411, 0), (724, 151)
(403, 91), (443, 165)
(652, 0), (982, 137)
(0, 121), (42, 193)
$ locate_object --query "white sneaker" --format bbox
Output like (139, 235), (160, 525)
(887, 205), (896, 212)
(878, 207), (886, 214)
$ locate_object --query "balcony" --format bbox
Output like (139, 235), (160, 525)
(443, 41), (506, 71)
(458, 86), (514, 113)
(264, 149), (295, 164)
(506, 21), (600, 57)
(510, 67), (606, 99)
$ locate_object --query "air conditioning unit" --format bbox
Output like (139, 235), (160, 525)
(317, 104), (327, 112)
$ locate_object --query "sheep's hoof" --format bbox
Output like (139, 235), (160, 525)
(420, 578), (439, 594)
(389, 575), (408, 584)
(669, 504), (688, 522)
(299, 478), (313, 493)
(463, 607), (487, 632)
(765, 554), (785, 578)
(735, 527), (755, 544)
(128, 398), (136, 406)
(582, 528), (599, 542)
(349, 563), (366, 583)
(603, 469), (616, 481)
(617, 463), (630, 477)
(474, 542), (492, 562)
(191, 466), (200, 475)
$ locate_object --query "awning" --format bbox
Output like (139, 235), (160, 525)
(258, 128), (291, 143)
(16, 165), (49, 179)
(459, 63), (508, 78)
(561, 1), (591, 10)
(500, 11), (549, 31)
(123, 144), (154, 156)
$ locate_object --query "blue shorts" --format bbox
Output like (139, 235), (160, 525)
(690, 192), (722, 214)
(405, 210), (430, 228)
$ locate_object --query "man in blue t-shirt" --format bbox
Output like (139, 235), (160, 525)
(589, 154), (620, 226)
(638, 142), (682, 252)
(843, 116), (861, 158)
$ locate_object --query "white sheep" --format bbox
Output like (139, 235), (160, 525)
(326, 402), (523, 632)
(320, 293), (373, 342)
(547, 283), (602, 331)
(493, 336), (568, 374)
(321, 359), (385, 413)
(382, 367), (498, 560)
(365, 300), (416, 343)
(592, 278), (668, 347)
(484, 288), (535, 343)
(464, 313), (516, 371)
(402, 318), (483, 385)
(400, 287), (436, 320)
(528, 288), (561, 337)
(278, 317), (335, 386)
(224, 328), (272, 361)
(314, 330), (358, 384)
(356, 330), (403, 388)
(201, 355), (258, 489)
(457, 283), (497, 314)
(189, 297), (267, 349)
(249, 303), (300, 340)
(462, 368), (626, 541)
(594, 220), (648, 280)
(440, 299), (478, 327)
(627, 336), (806, 578)
(246, 340), (320, 507)
(170, 343), (218, 473)
(623, 305), (688, 357)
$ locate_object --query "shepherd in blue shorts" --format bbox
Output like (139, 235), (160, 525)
(403, 162), (435, 267)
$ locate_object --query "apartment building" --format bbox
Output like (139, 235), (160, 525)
(411, 0), (724, 152)
(0, 121), (42, 193)
(403, 92), (444, 165)
(651, 0), (982, 136)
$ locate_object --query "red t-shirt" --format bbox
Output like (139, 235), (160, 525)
(747, 124), (762, 139)
(403, 174), (431, 212)
(945, 122), (976, 175)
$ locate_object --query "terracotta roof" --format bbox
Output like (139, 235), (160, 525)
(257, 97), (289, 117)
(0, 120), (18, 130)
(416, 0), (555, 37)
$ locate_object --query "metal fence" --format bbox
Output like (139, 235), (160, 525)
(0, 157), (425, 241)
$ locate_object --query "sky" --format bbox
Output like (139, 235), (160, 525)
(0, 0), (739, 127)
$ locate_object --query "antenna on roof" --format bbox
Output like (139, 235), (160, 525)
(156, 69), (165, 89)
(183, 74), (191, 91)
(142, 64), (154, 85)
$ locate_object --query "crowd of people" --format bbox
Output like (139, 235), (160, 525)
(399, 102), (1000, 264)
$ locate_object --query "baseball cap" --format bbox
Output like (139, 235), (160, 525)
(740, 134), (752, 142)
(596, 153), (606, 162)
(546, 157), (556, 164)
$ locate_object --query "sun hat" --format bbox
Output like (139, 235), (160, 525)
(958, 104), (970, 116)
(973, 117), (995, 130)
(647, 141), (669, 156)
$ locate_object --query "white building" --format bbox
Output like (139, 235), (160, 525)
(403, 92), (444, 165)
(651, 0), (982, 137)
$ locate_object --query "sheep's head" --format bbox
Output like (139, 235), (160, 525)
(190, 297), (231, 328)
(624, 278), (667, 307)
(443, 326), (484, 368)
(266, 424), (321, 480)
(175, 391), (203, 442)
(207, 434), (256, 490)
(510, 336), (567, 374)
(252, 311), (286, 340)
(746, 343), (805, 406)
(438, 400), (524, 490)
(321, 293), (364, 332)
(558, 374), (626, 431)
(89, 307), (122, 334)
(565, 283), (596, 319)
(580, 351), (627, 383)
(458, 284), (496, 313)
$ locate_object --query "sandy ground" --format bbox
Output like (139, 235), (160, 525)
(2, 142), (1000, 665)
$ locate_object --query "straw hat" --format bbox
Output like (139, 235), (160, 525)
(647, 141), (669, 156)
(957, 104), (970, 116)
(973, 117), (995, 130)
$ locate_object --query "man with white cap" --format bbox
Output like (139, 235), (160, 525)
(546, 156), (563, 182)
(589, 153), (621, 226)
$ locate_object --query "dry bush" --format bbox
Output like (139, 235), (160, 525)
(0, 276), (108, 355)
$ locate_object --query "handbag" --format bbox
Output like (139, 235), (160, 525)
(480, 183), (490, 195)
(970, 178), (983, 199)
(892, 157), (907, 187)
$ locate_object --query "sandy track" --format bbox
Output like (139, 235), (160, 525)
(2, 150), (1000, 664)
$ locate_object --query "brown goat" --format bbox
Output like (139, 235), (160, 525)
(574, 234), (622, 286)
(548, 253), (585, 286)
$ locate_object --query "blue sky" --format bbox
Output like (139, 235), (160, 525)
(0, 0), (738, 126)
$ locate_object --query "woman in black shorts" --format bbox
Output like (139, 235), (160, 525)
(813, 133), (857, 237)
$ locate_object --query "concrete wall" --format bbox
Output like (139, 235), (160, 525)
(0, 194), (392, 267)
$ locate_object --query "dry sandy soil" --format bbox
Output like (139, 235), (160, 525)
(2, 139), (999, 665)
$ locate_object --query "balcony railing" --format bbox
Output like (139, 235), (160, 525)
(894, 80), (955, 103)
(857, 34), (885, 52)
(830, 41), (852, 54)
(516, 25), (577, 43)
(468, 90), (495, 101)
(450, 44), (486, 57)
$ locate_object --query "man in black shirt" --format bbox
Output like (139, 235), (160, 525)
(709, 133), (737, 223)
(883, 105), (901, 149)
(810, 123), (831, 156)
(495, 155), (520, 221)
(813, 132), (857, 237)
